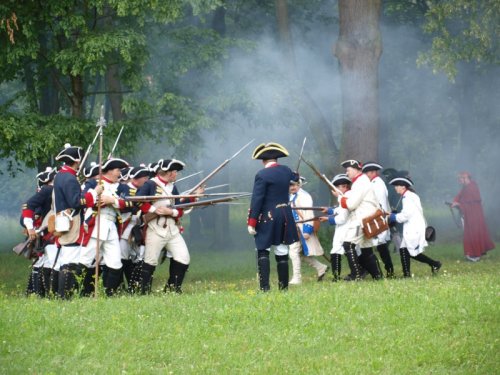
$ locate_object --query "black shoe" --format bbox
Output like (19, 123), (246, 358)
(317, 266), (329, 282)
(432, 261), (442, 274)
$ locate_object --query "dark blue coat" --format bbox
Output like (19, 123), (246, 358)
(20, 185), (53, 227)
(248, 164), (299, 249)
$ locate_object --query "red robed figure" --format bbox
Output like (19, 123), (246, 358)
(453, 172), (495, 258)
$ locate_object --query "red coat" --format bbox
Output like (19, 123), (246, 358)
(453, 181), (495, 257)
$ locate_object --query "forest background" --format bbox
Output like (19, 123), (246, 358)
(0, 0), (498, 250)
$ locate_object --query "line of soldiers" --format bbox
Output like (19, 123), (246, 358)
(21, 143), (202, 299)
(247, 143), (442, 291)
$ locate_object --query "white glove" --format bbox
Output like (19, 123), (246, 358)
(247, 225), (257, 235)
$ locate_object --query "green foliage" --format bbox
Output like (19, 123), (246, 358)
(0, 246), (498, 373)
(417, 0), (500, 80)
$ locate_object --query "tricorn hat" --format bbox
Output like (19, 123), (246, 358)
(102, 158), (129, 172)
(36, 167), (57, 188)
(55, 143), (83, 164)
(389, 176), (414, 187)
(289, 175), (305, 186)
(252, 142), (289, 160)
(129, 165), (150, 179)
(362, 161), (383, 173)
(341, 159), (362, 170)
(83, 162), (100, 179)
(158, 159), (185, 172)
(120, 166), (133, 181)
(332, 173), (352, 186)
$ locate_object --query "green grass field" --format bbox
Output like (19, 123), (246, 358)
(0, 244), (499, 374)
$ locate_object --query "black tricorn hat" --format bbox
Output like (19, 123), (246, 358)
(83, 162), (100, 179)
(389, 176), (414, 187)
(102, 158), (129, 172)
(331, 173), (352, 186)
(252, 142), (289, 160)
(129, 165), (150, 179)
(341, 159), (362, 170)
(158, 159), (185, 172)
(36, 167), (57, 188)
(362, 161), (383, 173)
(55, 143), (83, 164)
(120, 166), (133, 180)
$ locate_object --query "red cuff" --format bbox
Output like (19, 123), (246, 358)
(340, 197), (348, 209)
(118, 199), (126, 210)
(247, 218), (257, 227)
(176, 208), (184, 218)
(22, 209), (35, 219)
(140, 202), (152, 214)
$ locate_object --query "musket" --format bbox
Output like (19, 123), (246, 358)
(292, 206), (327, 211)
(176, 170), (204, 184)
(296, 137), (307, 173)
(142, 193), (251, 224)
(300, 156), (344, 197)
(107, 125), (124, 159)
(185, 139), (254, 194)
(180, 183), (228, 195)
(125, 192), (250, 202)
(77, 127), (101, 176)
(94, 105), (107, 297)
(295, 217), (321, 224)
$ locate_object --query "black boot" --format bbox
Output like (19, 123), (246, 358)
(413, 253), (442, 274)
(275, 254), (289, 291)
(400, 247), (411, 278)
(330, 254), (342, 282)
(128, 261), (143, 294)
(31, 267), (45, 297)
(257, 250), (270, 291)
(359, 248), (383, 280)
(343, 242), (363, 281)
(165, 259), (189, 294)
(105, 268), (123, 296)
(50, 270), (59, 297)
(41, 268), (53, 297)
(79, 265), (96, 297)
(140, 262), (156, 295)
(25, 270), (35, 296)
(377, 243), (394, 277)
(58, 263), (79, 299)
(121, 259), (134, 290)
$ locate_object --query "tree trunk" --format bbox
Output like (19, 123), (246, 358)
(70, 75), (84, 118)
(334, 0), (382, 163)
(105, 63), (126, 122)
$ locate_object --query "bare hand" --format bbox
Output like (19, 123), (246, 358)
(99, 195), (116, 206)
(320, 207), (328, 214)
(303, 233), (310, 240)
(247, 225), (257, 235)
(27, 228), (37, 241)
(331, 189), (340, 198)
(194, 185), (206, 195)
(156, 206), (174, 216)
(94, 184), (104, 195)
(318, 216), (328, 222)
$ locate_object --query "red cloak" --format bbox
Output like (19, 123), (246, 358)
(453, 181), (495, 257)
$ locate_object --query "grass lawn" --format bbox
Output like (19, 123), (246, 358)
(0, 244), (498, 374)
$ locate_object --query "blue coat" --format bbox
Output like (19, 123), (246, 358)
(248, 164), (299, 249)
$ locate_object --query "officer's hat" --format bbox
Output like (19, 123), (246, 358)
(36, 167), (57, 188)
(102, 158), (129, 172)
(55, 143), (83, 164)
(341, 159), (362, 170)
(157, 159), (185, 172)
(290, 175), (306, 186)
(332, 173), (351, 186)
(389, 176), (414, 187)
(252, 142), (289, 160)
(129, 165), (150, 179)
(83, 162), (100, 179)
(362, 161), (383, 173)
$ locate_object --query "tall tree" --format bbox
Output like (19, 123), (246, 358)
(334, 0), (382, 162)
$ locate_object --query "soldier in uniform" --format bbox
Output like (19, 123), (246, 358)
(389, 176), (442, 277)
(21, 167), (58, 296)
(79, 158), (130, 296)
(53, 144), (103, 299)
(117, 165), (150, 290)
(333, 160), (382, 280)
(137, 159), (202, 294)
(247, 142), (299, 291)
(288, 177), (328, 285)
(319, 173), (352, 281)
(362, 162), (394, 277)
